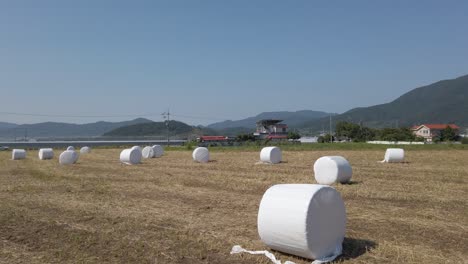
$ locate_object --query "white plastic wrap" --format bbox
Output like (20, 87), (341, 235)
(260, 146), (282, 164)
(257, 184), (346, 262)
(59, 150), (79, 165)
(38, 148), (54, 160)
(314, 156), (352, 185)
(131, 146), (142, 152)
(80, 146), (91, 154)
(120, 148), (142, 165)
(12, 149), (26, 160)
(142, 146), (155, 158)
(192, 147), (209, 163)
(383, 148), (405, 163)
(152, 145), (164, 158)
(67, 146), (75, 151)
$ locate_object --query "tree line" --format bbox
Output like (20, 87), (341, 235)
(322, 121), (459, 142)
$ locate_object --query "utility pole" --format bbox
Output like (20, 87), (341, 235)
(329, 115), (332, 143)
(162, 109), (170, 146)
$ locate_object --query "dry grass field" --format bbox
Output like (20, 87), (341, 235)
(0, 147), (467, 264)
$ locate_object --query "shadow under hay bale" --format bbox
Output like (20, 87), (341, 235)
(338, 237), (377, 261)
(341, 180), (362, 185)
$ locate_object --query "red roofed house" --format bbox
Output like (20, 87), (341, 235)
(411, 124), (460, 142)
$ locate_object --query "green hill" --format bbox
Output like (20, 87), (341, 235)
(301, 74), (468, 132)
(103, 120), (219, 138)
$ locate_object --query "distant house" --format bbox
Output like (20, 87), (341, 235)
(254, 119), (288, 140)
(411, 124), (460, 142)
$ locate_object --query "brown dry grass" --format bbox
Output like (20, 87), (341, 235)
(0, 148), (467, 264)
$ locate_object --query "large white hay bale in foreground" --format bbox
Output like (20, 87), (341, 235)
(314, 156), (352, 185)
(383, 148), (405, 163)
(142, 146), (155, 158)
(80, 146), (91, 154)
(192, 147), (209, 163)
(152, 145), (164, 158)
(67, 146), (75, 151)
(258, 184), (346, 261)
(38, 148), (54, 160)
(120, 148), (142, 165)
(59, 150), (79, 165)
(12, 149), (26, 160)
(260, 146), (282, 164)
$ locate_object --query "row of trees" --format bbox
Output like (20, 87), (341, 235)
(334, 121), (458, 142)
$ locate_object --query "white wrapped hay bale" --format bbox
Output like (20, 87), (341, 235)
(152, 145), (164, 158)
(38, 148), (54, 160)
(120, 148), (142, 165)
(257, 184), (346, 262)
(383, 148), (405, 163)
(142, 146), (155, 158)
(80, 146), (91, 154)
(314, 156), (352, 185)
(260, 146), (282, 164)
(67, 146), (75, 151)
(192, 147), (209, 163)
(59, 150), (79, 165)
(131, 146), (142, 152)
(12, 149), (26, 160)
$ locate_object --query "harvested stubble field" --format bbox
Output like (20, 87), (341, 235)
(0, 148), (467, 264)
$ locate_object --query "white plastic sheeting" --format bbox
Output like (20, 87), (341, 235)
(59, 150), (79, 165)
(231, 245), (338, 264)
(38, 148), (54, 160)
(12, 149), (26, 160)
(67, 146), (75, 151)
(314, 156), (352, 185)
(120, 148), (142, 165)
(152, 145), (164, 158)
(192, 147), (209, 163)
(142, 146), (155, 159)
(256, 184), (346, 263)
(260, 146), (282, 164)
(80, 146), (91, 154)
(383, 148), (405, 163)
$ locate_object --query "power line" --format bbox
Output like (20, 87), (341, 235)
(0, 111), (160, 118)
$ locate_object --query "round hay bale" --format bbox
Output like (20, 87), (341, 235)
(120, 148), (142, 165)
(59, 150), (79, 165)
(131, 146), (142, 152)
(192, 147), (209, 163)
(142, 146), (155, 159)
(258, 184), (346, 261)
(67, 146), (75, 151)
(260, 146), (282, 164)
(383, 148), (404, 163)
(152, 145), (164, 158)
(313, 156), (352, 185)
(80, 146), (91, 154)
(38, 148), (54, 160)
(12, 149), (26, 160)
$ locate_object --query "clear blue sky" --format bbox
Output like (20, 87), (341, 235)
(1, 0), (467, 125)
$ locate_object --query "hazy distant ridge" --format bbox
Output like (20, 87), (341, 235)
(0, 118), (153, 138)
(207, 110), (333, 129)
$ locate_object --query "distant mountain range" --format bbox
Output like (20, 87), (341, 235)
(1, 74), (467, 138)
(207, 110), (334, 130)
(300, 74), (468, 132)
(0, 118), (153, 139)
